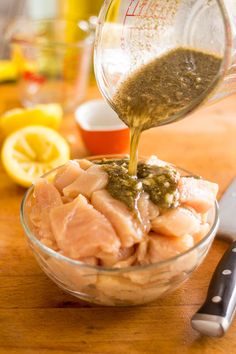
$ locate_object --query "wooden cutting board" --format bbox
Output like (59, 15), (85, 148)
(0, 83), (236, 354)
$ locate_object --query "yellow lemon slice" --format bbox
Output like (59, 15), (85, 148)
(0, 60), (19, 82)
(0, 104), (63, 136)
(1, 126), (70, 187)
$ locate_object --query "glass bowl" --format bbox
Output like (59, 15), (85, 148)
(20, 157), (219, 306)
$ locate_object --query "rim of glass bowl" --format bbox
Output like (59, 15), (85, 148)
(20, 157), (219, 274)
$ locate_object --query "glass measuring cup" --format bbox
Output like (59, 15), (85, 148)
(94, 0), (236, 127)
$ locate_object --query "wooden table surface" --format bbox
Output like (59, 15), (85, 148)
(0, 83), (236, 354)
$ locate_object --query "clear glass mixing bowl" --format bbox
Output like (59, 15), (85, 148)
(20, 156), (219, 306)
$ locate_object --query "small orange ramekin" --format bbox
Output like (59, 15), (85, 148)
(75, 99), (130, 155)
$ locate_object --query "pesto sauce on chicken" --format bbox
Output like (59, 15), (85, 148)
(96, 159), (180, 210)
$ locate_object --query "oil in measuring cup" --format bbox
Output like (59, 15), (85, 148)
(95, 0), (235, 175)
(112, 47), (222, 174)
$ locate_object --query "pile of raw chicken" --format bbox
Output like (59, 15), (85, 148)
(28, 157), (218, 268)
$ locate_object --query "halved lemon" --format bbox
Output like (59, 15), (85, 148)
(0, 104), (63, 136)
(1, 126), (70, 187)
(0, 60), (18, 82)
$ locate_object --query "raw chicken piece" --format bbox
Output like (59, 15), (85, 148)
(152, 207), (201, 237)
(179, 177), (218, 213)
(63, 164), (108, 199)
(148, 200), (160, 220)
(136, 239), (149, 265)
(77, 159), (93, 170)
(50, 194), (121, 260)
(137, 193), (151, 233)
(125, 245), (198, 288)
(54, 161), (83, 193)
(96, 274), (143, 304)
(41, 238), (59, 251)
(101, 247), (135, 267)
(47, 256), (98, 291)
(148, 233), (194, 263)
(60, 251), (99, 266)
(61, 196), (74, 204)
(97, 272), (169, 305)
(194, 223), (211, 243)
(78, 257), (98, 266)
(29, 178), (63, 240)
(114, 254), (137, 268)
(91, 189), (144, 247)
(201, 212), (209, 224)
(145, 155), (168, 167)
(33, 178), (63, 210)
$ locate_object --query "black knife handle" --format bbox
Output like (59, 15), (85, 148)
(191, 240), (236, 337)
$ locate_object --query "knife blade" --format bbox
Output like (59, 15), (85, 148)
(191, 178), (236, 337)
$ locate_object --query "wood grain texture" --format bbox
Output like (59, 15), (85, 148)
(0, 84), (236, 354)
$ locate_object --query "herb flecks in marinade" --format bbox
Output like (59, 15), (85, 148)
(137, 163), (180, 209)
(113, 48), (222, 176)
(95, 49), (220, 208)
(102, 161), (140, 210)
(98, 159), (181, 210)
(93, 158), (129, 167)
(113, 48), (222, 131)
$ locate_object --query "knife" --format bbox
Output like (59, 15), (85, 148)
(191, 178), (236, 337)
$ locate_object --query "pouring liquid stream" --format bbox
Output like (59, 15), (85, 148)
(113, 47), (223, 177)
(129, 127), (141, 176)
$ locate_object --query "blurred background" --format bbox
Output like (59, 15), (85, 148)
(0, 0), (104, 68)
(0, 0), (104, 27)
(0, 0), (106, 110)
(0, 0), (130, 163)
